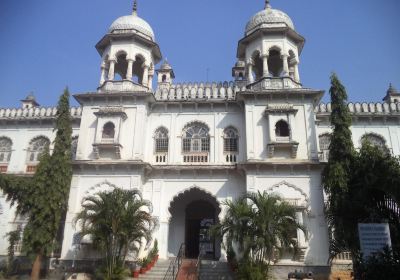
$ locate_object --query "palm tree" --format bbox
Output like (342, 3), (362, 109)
(75, 187), (156, 280)
(245, 191), (306, 264)
(214, 191), (305, 274)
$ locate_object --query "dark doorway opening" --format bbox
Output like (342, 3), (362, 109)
(185, 200), (216, 259)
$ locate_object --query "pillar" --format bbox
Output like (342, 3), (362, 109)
(107, 59), (116, 80)
(142, 64), (149, 87)
(262, 54), (269, 78)
(294, 62), (300, 82)
(99, 62), (106, 85)
(281, 54), (289, 76)
(247, 59), (254, 83)
(296, 211), (306, 247)
(126, 59), (134, 80)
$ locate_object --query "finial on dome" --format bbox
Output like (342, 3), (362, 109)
(132, 0), (138, 16)
(265, 0), (271, 9)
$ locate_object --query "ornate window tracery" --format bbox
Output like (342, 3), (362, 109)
(223, 127), (239, 153)
(182, 122), (210, 162)
(361, 133), (388, 153)
(71, 136), (78, 160)
(27, 136), (50, 163)
(154, 127), (169, 153)
(318, 133), (331, 162)
(0, 137), (12, 163)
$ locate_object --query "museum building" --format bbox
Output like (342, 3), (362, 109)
(0, 0), (399, 273)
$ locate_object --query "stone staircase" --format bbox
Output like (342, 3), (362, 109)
(198, 260), (234, 280)
(136, 259), (171, 280)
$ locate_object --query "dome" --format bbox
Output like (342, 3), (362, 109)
(245, 6), (295, 35)
(108, 15), (155, 41)
(160, 60), (172, 70)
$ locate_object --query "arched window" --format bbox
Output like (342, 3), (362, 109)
(162, 74), (167, 82)
(0, 137), (12, 163)
(275, 120), (290, 137)
(268, 49), (283, 77)
(71, 136), (78, 160)
(27, 136), (50, 163)
(154, 127), (169, 153)
(182, 122), (210, 153)
(361, 133), (387, 151)
(252, 51), (263, 81)
(319, 134), (331, 151)
(114, 52), (128, 80)
(223, 127), (239, 153)
(102, 122), (115, 139)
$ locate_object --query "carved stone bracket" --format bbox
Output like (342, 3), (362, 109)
(267, 141), (299, 158)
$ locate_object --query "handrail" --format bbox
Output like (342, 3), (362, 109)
(163, 243), (185, 280)
(196, 244), (206, 279)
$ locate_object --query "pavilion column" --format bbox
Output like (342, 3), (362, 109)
(294, 62), (300, 82)
(107, 59), (116, 80)
(246, 59), (254, 83)
(126, 59), (134, 80)
(99, 62), (106, 85)
(281, 54), (289, 76)
(148, 67), (154, 90)
(262, 54), (269, 77)
(142, 64), (149, 87)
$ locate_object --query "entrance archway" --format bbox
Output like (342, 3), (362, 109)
(168, 187), (221, 259)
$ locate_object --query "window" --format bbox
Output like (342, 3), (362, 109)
(27, 136), (50, 163)
(275, 120), (290, 137)
(154, 127), (169, 153)
(182, 122), (210, 163)
(71, 136), (78, 160)
(0, 137), (12, 163)
(361, 133), (388, 152)
(102, 122), (115, 139)
(223, 127), (239, 153)
(319, 134), (331, 151)
(182, 123), (210, 153)
(318, 133), (331, 162)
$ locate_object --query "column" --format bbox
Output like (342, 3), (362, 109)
(262, 54), (269, 77)
(294, 62), (300, 82)
(247, 59), (254, 83)
(107, 59), (116, 80)
(99, 62), (106, 85)
(281, 54), (289, 76)
(148, 67), (154, 90)
(296, 211), (306, 247)
(142, 64), (149, 87)
(126, 59), (134, 80)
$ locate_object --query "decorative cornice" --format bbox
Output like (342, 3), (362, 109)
(265, 104), (298, 114)
(315, 102), (400, 116)
(0, 106), (82, 121)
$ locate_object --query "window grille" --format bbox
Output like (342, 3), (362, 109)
(0, 137), (12, 163)
(182, 123), (210, 153)
(71, 136), (78, 160)
(27, 137), (49, 163)
(223, 127), (239, 153)
(102, 122), (115, 139)
(361, 134), (386, 149)
(154, 127), (169, 153)
(319, 134), (331, 150)
(182, 122), (210, 163)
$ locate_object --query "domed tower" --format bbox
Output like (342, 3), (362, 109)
(237, 0), (304, 89)
(95, 0), (162, 92)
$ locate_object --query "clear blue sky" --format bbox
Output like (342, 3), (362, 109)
(0, 0), (399, 107)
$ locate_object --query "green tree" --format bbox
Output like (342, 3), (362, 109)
(0, 88), (73, 280)
(75, 188), (156, 280)
(322, 73), (357, 260)
(214, 192), (305, 279)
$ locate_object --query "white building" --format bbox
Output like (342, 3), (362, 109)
(1, 0), (399, 275)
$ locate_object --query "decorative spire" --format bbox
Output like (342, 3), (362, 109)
(132, 0), (137, 16)
(265, 0), (271, 9)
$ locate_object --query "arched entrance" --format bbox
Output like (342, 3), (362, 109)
(168, 188), (221, 259)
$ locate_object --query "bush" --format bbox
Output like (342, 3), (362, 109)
(358, 247), (400, 279)
(95, 261), (130, 280)
(237, 260), (270, 280)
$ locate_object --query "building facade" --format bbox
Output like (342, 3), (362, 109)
(1, 0), (399, 273)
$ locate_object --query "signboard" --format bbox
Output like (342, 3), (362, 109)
(358, 223), (391, 259)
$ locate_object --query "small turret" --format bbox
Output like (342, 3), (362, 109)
(156, 60), (175, 88)
(21, 93), (39, 109)
(383, 83), (400, 103)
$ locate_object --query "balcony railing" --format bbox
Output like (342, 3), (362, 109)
(155, 153), (168, 163)
(318, 150), (330, 162)
(0, 165), (7, 173)
(183, 153), (209, 163)
(224, 153), (237, 163)
(26, 165), (37, 173)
